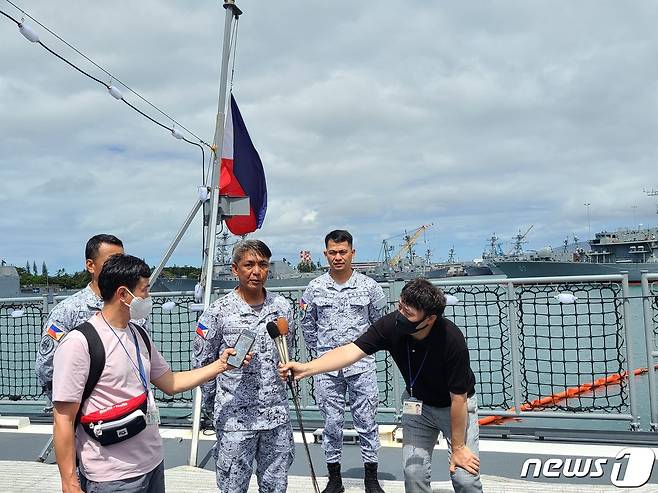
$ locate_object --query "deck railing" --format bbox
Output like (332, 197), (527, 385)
(1, 273), (654, 435)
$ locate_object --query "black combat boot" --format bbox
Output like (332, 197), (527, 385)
(364, 462), (385, 493)
(321, 462), (344, 493)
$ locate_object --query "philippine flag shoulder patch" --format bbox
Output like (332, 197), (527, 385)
(195, 322), (209, 339)
(47, 324), (64, 341)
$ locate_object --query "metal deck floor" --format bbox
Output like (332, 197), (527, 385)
(3, 460), (657, 493)
(2, 423), (658, 492)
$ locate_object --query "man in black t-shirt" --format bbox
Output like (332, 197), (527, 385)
(280, 278), (482, 493)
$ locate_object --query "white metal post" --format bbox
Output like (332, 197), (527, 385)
(621, 273), (640, 430)
(189, 0), (240, 467)
(641, 272), (658, 430)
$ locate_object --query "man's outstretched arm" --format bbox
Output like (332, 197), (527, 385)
(279, 343), (366, 380)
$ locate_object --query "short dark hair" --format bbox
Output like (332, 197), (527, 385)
(85, 234), (123, 261)
(400, 278), (446, 317)
(98, 254), (150, 301)
(325, 230), (353, 247)
(232, 239), (272, 265)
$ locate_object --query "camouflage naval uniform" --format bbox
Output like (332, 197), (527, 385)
(192, 290), (294, 493)
(301, 271), (387, 464)
(35, 284), (103, 401)
(35, 284), (148, 402)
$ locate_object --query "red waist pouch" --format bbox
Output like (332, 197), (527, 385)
(79, 392), (149, 446)
(80, 392), (147, 424)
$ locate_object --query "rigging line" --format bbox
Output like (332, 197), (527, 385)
(229, 17), (239, 91)
(39, 41), (106, 86)
(2, 8), (210, 154)
(121, 98), (172, 132)
(2, 9), (105, 86)
(0, 7), (16, 23)
(181, 136), (206, 188)
(203, 138), (213, 186)
(4, 0), (210, 147)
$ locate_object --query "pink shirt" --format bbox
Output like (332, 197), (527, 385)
(53, 312), (170, 482)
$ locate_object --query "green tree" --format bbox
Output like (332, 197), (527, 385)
(33, 261), (37, 275)
(42, 261), (48, 277)
(297, 261), (317, 273)
(26, 261), (30, 274)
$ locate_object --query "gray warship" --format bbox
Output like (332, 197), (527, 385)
(492, 226), (658, 282)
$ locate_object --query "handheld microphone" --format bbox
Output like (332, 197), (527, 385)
(266, 321), (287, 364)
(276, 317), (290, 364)
(265, 318), (320, 493)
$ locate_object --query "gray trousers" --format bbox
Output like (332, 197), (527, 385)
(214, 423), (294, 493)
(314, 369), (380, 463)
(79, 460), (164, 493)
(402, 396), (483, 493)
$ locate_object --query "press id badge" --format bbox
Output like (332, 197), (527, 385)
(146, 396), (161, 425)
(403, 398), (423, 415)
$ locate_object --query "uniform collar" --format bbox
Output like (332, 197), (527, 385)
(230, 288), (276, 315)
(82, 283), (104, 310)
(325, 270), (358, 290)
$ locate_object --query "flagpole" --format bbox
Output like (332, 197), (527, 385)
(189, 0), (242, 467)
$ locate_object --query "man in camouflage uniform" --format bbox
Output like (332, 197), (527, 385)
(193, 239), (294, 493)
(301, 230), (387, 493)
(35, 234), (128, 405)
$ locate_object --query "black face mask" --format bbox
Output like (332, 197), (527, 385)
(395, 311), (427, 335)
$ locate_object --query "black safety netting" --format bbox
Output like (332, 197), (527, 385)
(0, 279), (634, 420)
(517, 282), (627, 413)
(149, 295), (197, 403)
(0, 299), (45, 400)
(442, 285), (513, 410)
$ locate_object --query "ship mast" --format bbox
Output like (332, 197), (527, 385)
(645, 188), (658, 214)
(509, 225), (534, 257)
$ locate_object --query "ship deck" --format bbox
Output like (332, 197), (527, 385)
(2, 421), (658, 492)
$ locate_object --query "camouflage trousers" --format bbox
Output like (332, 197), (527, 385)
(214, 423), (294, 493)
(314, 369), (380, 463)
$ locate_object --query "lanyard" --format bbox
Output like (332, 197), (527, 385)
(406, 341), (428, 398)
(102, 314), (149, 392)
(130, 329), (149, 392)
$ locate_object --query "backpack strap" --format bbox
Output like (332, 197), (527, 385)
(72, 321), (151, 428)
(72, 322), (105, 427)
(129, 322), (152, 359)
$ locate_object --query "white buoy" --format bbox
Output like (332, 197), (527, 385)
(108, 85), (123, 100)
(162, 301), (176, 311)
(19, 23), (39, 43)
(555, 292), (578, 304)
(445, 294), (460, 305)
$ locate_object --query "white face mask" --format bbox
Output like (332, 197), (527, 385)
(123, 288), (153, 320)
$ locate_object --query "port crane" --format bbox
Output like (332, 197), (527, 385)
(382, 223), (433, 270)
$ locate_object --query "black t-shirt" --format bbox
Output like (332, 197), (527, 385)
(354, 311), (476, 408)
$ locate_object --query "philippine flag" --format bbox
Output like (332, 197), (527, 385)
(220, 94), (267, 235)
(196, 322), (209, 339)
(47, 324), (64, 341)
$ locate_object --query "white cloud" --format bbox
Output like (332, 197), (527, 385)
(301, 210), (318, 224)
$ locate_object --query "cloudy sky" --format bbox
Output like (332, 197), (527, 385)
(2, 1), (658, 273)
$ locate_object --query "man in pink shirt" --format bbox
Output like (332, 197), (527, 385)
(53, 254), (247, 493)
